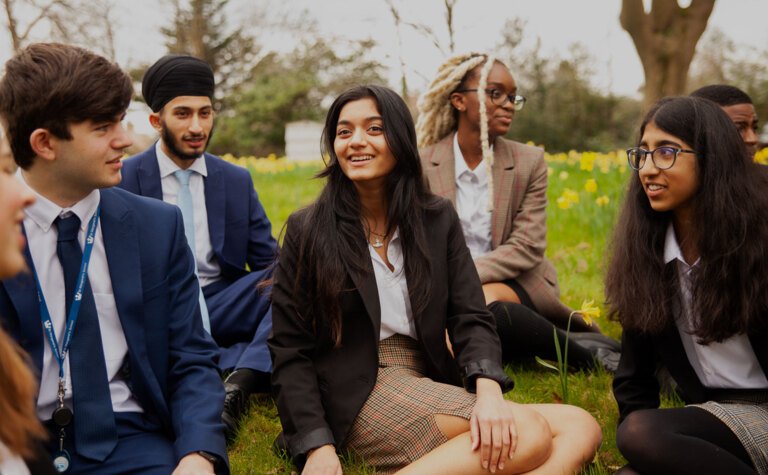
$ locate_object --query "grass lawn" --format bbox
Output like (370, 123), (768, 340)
(229, 152), (634, 474)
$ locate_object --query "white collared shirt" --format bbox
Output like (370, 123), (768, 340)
(155, 141), (221, 287)
(664, 224), (768, 389)
(453, 133), (492, 259)
(18, 172), (142, 419)
(0, 441), (29, 475)
(369, 229), (417, 340)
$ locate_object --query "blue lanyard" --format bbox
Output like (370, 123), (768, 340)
(35, 207), (101, 380)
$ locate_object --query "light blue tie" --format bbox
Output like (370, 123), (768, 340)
(174, 169), (211, 333)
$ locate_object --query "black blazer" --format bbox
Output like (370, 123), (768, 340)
(269, 197), (513, 461)
(613, 322), (768, 424)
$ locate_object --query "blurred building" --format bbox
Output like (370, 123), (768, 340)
(285, 120), (323, 161)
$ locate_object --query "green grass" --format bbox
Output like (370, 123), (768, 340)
(235, 155), (634, 474)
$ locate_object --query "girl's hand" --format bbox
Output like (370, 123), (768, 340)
(470, 378), (518, 473)
(302, 444), (343, 475)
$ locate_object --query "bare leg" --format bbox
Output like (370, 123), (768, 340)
(395, 403), (552, 475)
(521, 404), (602, 475)
(483, 283), (522, 305)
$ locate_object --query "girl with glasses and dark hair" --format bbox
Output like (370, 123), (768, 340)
(607, 96), (768, 474)
(416, 52), (621, 372)
(269, 85), (601, 475)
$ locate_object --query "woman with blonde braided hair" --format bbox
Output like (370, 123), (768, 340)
(417, 53), (621, 371)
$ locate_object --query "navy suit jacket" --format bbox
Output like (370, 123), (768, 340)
(119, 146), (277, 282)
(0, 187), (229, 471)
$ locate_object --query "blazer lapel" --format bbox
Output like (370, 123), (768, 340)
(203, 154), (226, 255)
(137, 147), (163, 200)
(490, 138), (516, 249)
(3, 241), (44, 373)
(657, 319), (707, 401)
(99, 190), (165, 410)
(100, 190), (146, 355)
(343, 257), (381, 339)
(749, 330), (768, 377)
(425, 136), (457, 205)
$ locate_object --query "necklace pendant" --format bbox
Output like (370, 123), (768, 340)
(372, 237), (384, 248)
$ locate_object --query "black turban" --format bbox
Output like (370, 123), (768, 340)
(142, 55), (215, 112)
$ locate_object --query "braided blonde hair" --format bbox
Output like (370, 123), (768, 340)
(416, 52), (498, 210)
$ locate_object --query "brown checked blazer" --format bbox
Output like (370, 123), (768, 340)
(420, 135), (572, 323)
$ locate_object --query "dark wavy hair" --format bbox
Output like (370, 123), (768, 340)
(0, 43), (133, 169)
(605, 96), (768, 343)
(292, 85), (434, 345)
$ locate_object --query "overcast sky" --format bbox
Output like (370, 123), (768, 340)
(2, 0), (766, 110)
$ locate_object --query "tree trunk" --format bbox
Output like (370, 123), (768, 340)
(620, 0), (716, 109)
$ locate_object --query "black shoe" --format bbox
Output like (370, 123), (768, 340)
(568, 332), (622, 352)
(568, 332), (621, 373)
(222, 381), (249, 443)
(593, 347), (621, 374)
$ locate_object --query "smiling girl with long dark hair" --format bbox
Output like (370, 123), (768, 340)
(269, 85), (601, 475)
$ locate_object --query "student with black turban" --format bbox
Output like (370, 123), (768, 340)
(120, 54), (278, 442)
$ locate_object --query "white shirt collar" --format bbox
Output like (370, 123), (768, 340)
(663, 223), (700, 267)
(453, 132), (491, 181)
(155, 140), (208, 178)
(18, 169), (100, 233)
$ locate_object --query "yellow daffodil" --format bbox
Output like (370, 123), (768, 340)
(596, 195), (610, 206)
(584, 178), (598, 193)
(575, 299), (601, 326)
(755, 148), (768, 165)
(580, 152), (596, 172)
(563, 188), (580, 204)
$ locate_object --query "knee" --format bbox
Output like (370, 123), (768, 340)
(564, 405), (602, 453)
(544, 405), (601, 469)
(616, 410), (658, 463)
(513, 407), (553, 471)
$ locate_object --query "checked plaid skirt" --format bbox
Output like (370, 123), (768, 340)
(693, 394), (768, 474)
(345, 334), (476, 474)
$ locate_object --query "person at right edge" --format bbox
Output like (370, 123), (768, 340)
(416, 52), (620, 372)
(690, 84), (760, 160)
(609, 96), (768, 474)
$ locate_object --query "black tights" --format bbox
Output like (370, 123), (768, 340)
(488, 300), (597, 369)
(616, 406), (755, 475)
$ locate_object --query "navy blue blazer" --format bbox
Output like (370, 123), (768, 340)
(0, 188), (229, 471)
(119, 145), (278, 282)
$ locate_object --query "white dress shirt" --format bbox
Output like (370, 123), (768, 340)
(18, 172), (142, 419)
(453, 133), (492, 260)
(369, 229), (417, 340)
(665, 224), (768, 389)
(0, 441), (29, 475)
(156, 141), (221, 287)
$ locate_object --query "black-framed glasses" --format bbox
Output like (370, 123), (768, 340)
(626, 146), (696, 170)
(456, 88), (526, 111)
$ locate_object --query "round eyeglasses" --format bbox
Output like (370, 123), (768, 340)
(626, 146), (696, 171)
(455, 88), (526, 111)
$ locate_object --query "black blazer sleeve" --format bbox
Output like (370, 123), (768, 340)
(268, 213), (335, 459)
(612, 328), (661, 424)
(441, 201), (514, 393)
